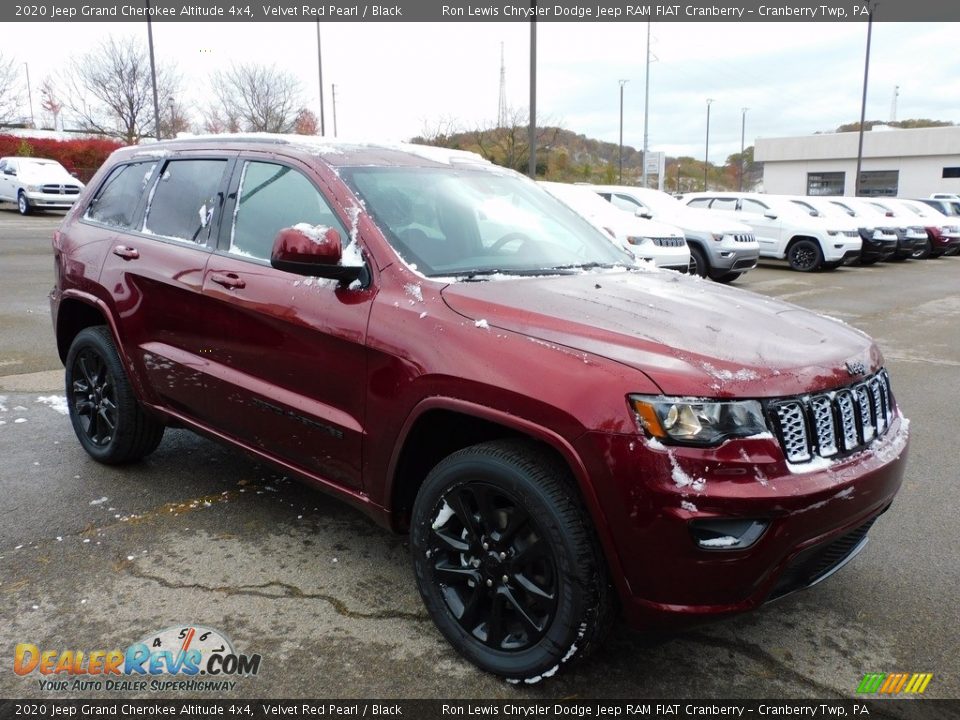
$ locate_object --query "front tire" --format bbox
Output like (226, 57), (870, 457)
(411, 440), (613, 682)
(65, 326), (164, 464)
(688, 245), (709, 278)
(787, 239), (823, 272)
(17, 191), (31, 216)
(711, 271), (742, 284)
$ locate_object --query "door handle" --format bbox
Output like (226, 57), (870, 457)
(210, 272), (246, 290)
(112, 245), (139, 260)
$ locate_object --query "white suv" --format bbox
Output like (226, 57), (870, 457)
(683, 192), (862, 272)
(585, 185), (759, 283)
(539, 182), (690, 271)
(0, 157), (85, 215)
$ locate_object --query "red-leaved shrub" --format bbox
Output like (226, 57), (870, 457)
(0, 135), (126, 183)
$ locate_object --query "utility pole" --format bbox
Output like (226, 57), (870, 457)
(316, 22), (326, 135)
(331, 84), (338, 138)
(641, 21), (651, 189)
(739, 107), (749, 192)
(497, 41), (507, 128)
(146, 0), (161, 141)
(854, 2), (875, 196)
(889, 84), (898, 123)
(618, 79), (629, 184)
(704, 98), (714, 191)
(528, 1), (537, 179)
(23, 63), (34, 128)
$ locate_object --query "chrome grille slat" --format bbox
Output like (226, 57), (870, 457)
(771, 369), (894, 466)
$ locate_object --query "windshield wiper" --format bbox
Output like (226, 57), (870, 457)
(450, 268), (577, 281)
(547, 262), (619, 272)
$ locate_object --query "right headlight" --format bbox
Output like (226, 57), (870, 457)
(629, 395), (768, 446)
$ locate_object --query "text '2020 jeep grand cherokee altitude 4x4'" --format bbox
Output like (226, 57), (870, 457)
(50, 136), (909, 683)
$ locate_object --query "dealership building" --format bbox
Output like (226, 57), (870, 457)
(754, 125), (960, 198)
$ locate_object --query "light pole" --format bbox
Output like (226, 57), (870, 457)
(23, 63), (34, 128)
(739, 107), (749, 191)
(146, 0), (161, 141)
(331, 83), (338, 138)
(704, 98), (714, 191)
(528, 0), (537, 179)
(618, 79), (629, 184)
(854, 2), (875, 196)
(641, 21), (651, 188)
(316, 21), (326, 136)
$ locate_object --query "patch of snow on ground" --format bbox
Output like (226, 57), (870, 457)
(14, 418), (27, 424)
(0, 395), (6, 412)
(89, 497), (108, 506)
(36, 396), (69, 415)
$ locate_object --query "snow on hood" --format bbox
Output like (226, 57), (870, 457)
(654, 207), (753, 234)
(440, 271), (882, 398)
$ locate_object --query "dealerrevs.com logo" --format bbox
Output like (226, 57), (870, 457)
(15, 625), (261, 693)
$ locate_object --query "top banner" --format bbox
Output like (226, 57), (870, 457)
(5, 0), (959, 23)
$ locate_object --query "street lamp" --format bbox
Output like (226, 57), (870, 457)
(739, 107), (749, 191)
(316, 21), (326, 136)
(145, 0), (161, 141)
(854, 2), (876, 196)
(619, 79), (629, 184)
(704, 98), (714, 191)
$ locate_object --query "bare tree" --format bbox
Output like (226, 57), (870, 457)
(39, 78), (63, 130)
(210, 63), (302, 133)
(65, 36), (180, 143)
(0, 53), (25, 126)
(468, 108), (560, 174)
(160, 97), (191, 139)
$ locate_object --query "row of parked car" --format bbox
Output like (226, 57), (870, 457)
(533, 181), (960, 280)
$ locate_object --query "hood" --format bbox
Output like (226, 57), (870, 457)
(440, 270), (881, 398)
(20, 165), (77, 184)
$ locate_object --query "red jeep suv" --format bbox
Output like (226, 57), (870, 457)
(50, 136), (909, 682)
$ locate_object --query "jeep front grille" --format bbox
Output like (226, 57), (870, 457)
(769, 369), (894, 464)
(652, 237), (686, 247)
(734, 233), (755, 243)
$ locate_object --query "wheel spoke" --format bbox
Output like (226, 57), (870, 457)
(75, 399), (95, 417)
(433, 560), (481, 586)
(502, 586), (546, 634)
(98, 407), (115, 434)
(432, 528), (470, 553)
(448, 489), (481, 542)
(458, 588), (483, 632)
(512, 538), (549, 568)
(485, 593), (506, 648)
(513, 571), (556, 601)
(78, 355), (96, 388)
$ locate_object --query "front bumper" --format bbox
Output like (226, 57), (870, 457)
(822, 237), (862, 263)
(711, 236), (760, 272)
(892, 232), (926, 259)
(24, 190), (80, 209)
(859, 232), (898, 261)
(575, 414), (908, 630)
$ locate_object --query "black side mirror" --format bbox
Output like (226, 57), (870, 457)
(270, 226), (366, 285)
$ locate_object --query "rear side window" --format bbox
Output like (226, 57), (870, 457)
(611, 194), (644, 213)
(741, 199), (769, 214)
(711, 198), (739, 212)
(229, 161), (347, 262)
(144, 159), (228, 243)
(85, 161), (157, 228)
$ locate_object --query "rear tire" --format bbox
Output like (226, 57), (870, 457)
(65, 326), (164, 464)
(17, 191), (31, 216)
(787, 239), (823, 272)
(712, 271), (742, 284)
(411, 440), (614, 682)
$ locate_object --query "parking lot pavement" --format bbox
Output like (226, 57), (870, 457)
(1, 211), (958, 698)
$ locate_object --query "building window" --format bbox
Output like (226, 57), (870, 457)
(857, 170), (899, 197)
(807, 172), (845, 196)
(943, 167), (960, 179)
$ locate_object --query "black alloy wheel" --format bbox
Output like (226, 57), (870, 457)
(65, 326), (165, 464)
(787, 239), (823, 272)
(411, 440), (614, 682)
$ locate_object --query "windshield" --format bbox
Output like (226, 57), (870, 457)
(341, 167), (632, 278)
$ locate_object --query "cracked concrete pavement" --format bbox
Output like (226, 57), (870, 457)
(1, 210), (957, 701)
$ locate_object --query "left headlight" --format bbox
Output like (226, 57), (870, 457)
(629, 395), (768, 446)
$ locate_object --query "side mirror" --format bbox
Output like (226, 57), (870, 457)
(636, 210), (654, 220)
(70, 171), (79, 179)
(4, 169), (16, 176)
(764, 212), (778, 220)
(270, 225), (365, 285)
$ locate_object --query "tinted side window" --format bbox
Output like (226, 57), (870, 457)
(687, 198), (712, 209)
(85, 161), (157, 228)
(611, 194), (644, 213)
(230, 161), (347, 262)
(741, 199), (769, 214)
(144, 159), (227, 243)
(711, 198), (738, 212)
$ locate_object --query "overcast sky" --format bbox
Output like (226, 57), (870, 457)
(7, 21), (960, 160)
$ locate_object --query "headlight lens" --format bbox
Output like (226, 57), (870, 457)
(826, 229), (840, 236)
(26, 184), (41, 192)
(626, 236), (649, 246)
(711, 232), (725, 242)
(629, 395), (768, 446)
